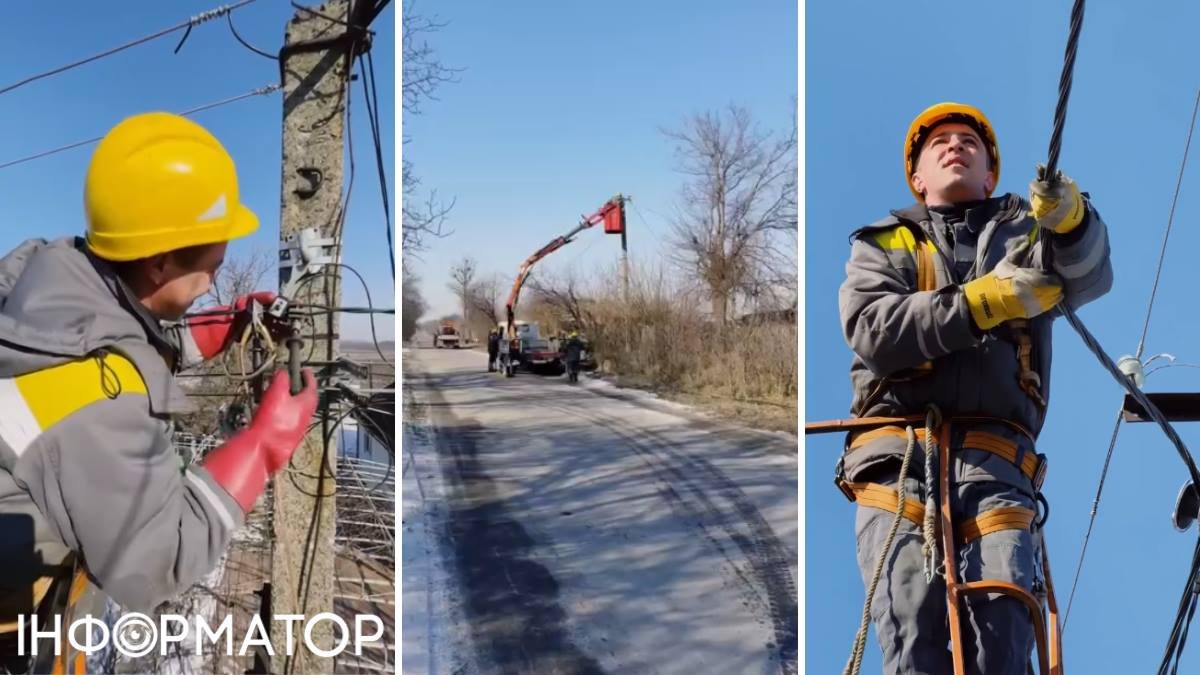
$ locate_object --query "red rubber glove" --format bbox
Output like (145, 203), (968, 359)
(202, 369), (318, 512)
(187, 291), (278, 360)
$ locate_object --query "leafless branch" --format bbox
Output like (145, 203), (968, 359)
(662, 105), (797, 323)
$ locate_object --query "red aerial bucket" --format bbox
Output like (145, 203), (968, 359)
(601, 200), (625, 234)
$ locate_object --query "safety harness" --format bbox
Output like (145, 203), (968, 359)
(862, 214), (1047, 413)
(828, 219), (1060, 674)
(818, 409), (1063, 675)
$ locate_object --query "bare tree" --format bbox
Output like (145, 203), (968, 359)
(402, 165), (455, 255)
(176, 250), (273, 436)
(401, 266), (428, 342)
(447, 257), (477, 340)
(402, 2), (462, 257)
(467, 273), (504, 328)
(204, 249), (272, 306)
(528, 270), (595, 332)
(664, 105), (797, 324)
(403, 3), (460, 115)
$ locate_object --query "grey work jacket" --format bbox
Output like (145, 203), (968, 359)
(0, 238), (243, 615)
(837, 193), (1113, 490)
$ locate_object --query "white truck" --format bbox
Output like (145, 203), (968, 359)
(434, 320), (461, 348)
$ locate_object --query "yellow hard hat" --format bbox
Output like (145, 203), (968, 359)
(903, 102), (1000, 202)
(85, 112), (259, 261)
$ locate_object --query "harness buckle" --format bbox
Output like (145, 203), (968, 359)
(834, 456), (856, 503)
(1033, 452), (1048, 491)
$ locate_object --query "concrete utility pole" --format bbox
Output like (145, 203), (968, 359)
(272, 0), (356, 671)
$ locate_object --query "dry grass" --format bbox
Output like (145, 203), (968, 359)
(562, 268), (796, 432)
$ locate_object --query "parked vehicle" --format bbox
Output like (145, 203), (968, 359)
(434, 320), (461, 348)
(522, 338), (563, 373)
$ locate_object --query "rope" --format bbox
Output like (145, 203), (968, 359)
(0, 0), (259, 98)
(844, 424), (919, 675)
(921, 407), (941, 582)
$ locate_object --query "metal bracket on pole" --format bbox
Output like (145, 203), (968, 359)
(274, 226), (339, 317)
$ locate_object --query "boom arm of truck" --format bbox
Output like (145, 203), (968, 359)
(504, 195), (626, 339)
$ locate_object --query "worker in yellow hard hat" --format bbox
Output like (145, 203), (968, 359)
(563, 330), (584, 383)
(833, 102), (1113, 673)
(0, 112), (317, 670)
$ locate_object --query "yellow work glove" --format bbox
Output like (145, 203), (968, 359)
(1029, 165), (1086, 234)
(963, 241), (1063, 331)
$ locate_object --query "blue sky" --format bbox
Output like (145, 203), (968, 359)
(0, 1), (394, 339)
(404, 0), (797, 318)
(807, 2), (1200, 672)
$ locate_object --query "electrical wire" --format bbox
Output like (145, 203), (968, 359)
(349, 407), (396, 492)
(1063, 88), (1200, 632)
(290, 304), (394, 315)
(1138, 88), (1200, 359)
(1032, 6), (1200, 668)
(183, 305), (394, 319)
(629, 200), (667, 246)
(226, 12), (278, 60)
(321, 263), (395, 367)
(0, 83), (280, 171)
(0, 0), (260, 97)
(358, 50), (395, 281)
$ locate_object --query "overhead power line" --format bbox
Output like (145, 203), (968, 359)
(0, 0), (261, 98)
(0, 84), (281, 171)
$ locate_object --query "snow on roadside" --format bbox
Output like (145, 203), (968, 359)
(401, 363), (475, 675)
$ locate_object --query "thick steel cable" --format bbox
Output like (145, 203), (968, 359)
(1059, 306), (1200, 504)
(1043, 0), (1085, 179)
(1039, 4), (1200, 667)
(1063, 88), (1200, 632)
(1160, 535), (1200, 674)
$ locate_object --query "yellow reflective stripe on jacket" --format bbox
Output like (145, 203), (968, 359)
(17, 353), (147, 428)
(872, 225), (918, 253)
(0, 355), (144, 638)
(871, 225), (940, 292)
(0, 352), (146, 456)
(871, 225), (939, 375)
